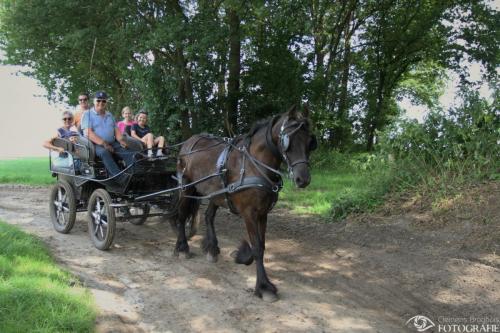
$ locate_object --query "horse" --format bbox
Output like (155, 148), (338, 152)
(173, 105), (317, 301)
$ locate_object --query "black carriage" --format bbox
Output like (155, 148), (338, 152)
(48, 135), (180, 250)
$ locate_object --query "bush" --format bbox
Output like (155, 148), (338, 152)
(378, 88), (499, 197)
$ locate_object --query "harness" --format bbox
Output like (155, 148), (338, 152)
(179, 116), (309, 214)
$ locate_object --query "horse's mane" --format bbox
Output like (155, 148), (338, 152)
(247, 115), (278, 138)
(245, 113), (311, 138)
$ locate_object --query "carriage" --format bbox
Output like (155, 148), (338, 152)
(48, 135), (181, 250)
(48, 106), (317, 301)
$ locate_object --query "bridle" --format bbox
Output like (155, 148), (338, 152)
(266, 115), (311, 179)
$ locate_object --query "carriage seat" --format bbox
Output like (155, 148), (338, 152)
(53, 135), (144, 166)
(56, 135), (144, 163)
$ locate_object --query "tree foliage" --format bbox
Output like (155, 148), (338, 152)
(0, 0), (497, 147)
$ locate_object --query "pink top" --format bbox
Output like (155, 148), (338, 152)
(117, 120), (137, 134)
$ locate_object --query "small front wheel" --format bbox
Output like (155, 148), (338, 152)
(49, 180), (76, 234)
(128, 204), (150, 225)
(87, 189), (116, 250)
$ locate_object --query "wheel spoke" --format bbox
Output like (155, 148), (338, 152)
(94, 224), (100, 236)
(100, 216), (108, 227)
(62, 204), (70, 212)
(99, 225), (104, 239)
(61, 210), (66, 225)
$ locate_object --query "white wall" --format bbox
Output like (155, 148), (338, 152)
(0, 64), (64, 158)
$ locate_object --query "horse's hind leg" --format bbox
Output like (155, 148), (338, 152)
(173, 196), (199, 259)
(240, 213), (277, 302)
(202, 201), (220, 263)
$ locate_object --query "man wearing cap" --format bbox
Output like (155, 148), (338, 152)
(81, 91), (134, 181)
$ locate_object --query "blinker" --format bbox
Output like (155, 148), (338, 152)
(281, 134), (290, 152)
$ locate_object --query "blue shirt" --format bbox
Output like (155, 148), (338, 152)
(81, 108), (117, 143)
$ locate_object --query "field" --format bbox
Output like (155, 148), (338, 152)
(0, 157), (54, 185)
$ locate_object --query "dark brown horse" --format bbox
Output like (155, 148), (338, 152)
(173, 105), (317, 301)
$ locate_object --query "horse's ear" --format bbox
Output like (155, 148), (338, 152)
(287, 104), (298, 119)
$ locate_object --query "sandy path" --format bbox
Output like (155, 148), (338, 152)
(0, 184), (498, 333)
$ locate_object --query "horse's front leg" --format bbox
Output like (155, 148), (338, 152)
(240, 213), (278, 302)
(202, 201), (220, 262)
(173, 196), (195, 259)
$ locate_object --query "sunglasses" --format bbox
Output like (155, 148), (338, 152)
(79, 98), (88, 102)
(96, 99), (107, 104)
(62, 118), (73, 121)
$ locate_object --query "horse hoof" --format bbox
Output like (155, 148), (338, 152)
(261, 291), (278, 303)
(206, 253), (218, 263)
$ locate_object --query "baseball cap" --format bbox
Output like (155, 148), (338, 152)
(94, 91), (108, 100)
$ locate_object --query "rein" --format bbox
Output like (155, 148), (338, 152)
(179, 115), (309, 213)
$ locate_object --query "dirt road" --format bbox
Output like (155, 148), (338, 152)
(0, 184), (498, 333)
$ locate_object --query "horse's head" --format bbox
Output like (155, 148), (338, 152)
(276, 105), (317, 188)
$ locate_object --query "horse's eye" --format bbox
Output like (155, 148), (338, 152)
(309, 135), (317, 151)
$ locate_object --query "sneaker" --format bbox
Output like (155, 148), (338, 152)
(156, 150), (164, 157)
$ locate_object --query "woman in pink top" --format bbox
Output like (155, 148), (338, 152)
(117, 106), (137, 134)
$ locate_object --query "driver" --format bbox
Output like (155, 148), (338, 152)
(81, 91), (134, 183)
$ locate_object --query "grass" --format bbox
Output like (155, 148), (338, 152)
(279, 162), (393, 220)
(0, 157), (54, 185)
(0, 221), (96, 333)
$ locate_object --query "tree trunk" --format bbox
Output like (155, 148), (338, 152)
(175, 49), (193, 139)
(334, 11), (353, 149)
(366, 71), (385, 151)
(225, 8), (240, 137)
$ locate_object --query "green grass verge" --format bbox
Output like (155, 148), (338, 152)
(0, 221), (96, 333)
(0, 157), (54, 185)
(279, 164), (393, 220)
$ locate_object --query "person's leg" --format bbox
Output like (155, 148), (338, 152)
(155, 136), (165, 156)
(154, 136), (165, 148)
(111, 141), (134, 167)
(141, 133), (153, 149)
(142, 133), (154, 157)
(95, 145), (121, 177)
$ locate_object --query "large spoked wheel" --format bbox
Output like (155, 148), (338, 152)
(128, 204), (150, 225)
(49, 180), (76, 234)
(87, 189), (116, 250)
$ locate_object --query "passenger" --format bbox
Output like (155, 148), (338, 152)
(131, 110), (166, 158)
(43, 111), (79, 153)
(74, 92), (90, 132)
(81, 91), (134, 181)
(117, 106), (136, 135)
